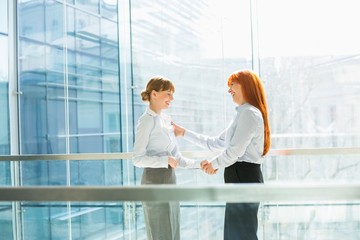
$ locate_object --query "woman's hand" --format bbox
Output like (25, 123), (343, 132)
(168, 156), (179, 168)
(171, 121), (185, 137)
(200, 160), (217, 175)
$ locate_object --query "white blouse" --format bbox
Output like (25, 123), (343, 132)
(184, 103), (265, 169)
(132, 107), (197, 168)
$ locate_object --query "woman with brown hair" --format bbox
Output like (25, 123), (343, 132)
(132, 76), (198, 240)
(173, 69), (270, 240)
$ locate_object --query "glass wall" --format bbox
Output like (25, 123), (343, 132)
(258, 0), (360, 150)
(0, 0), (12, 238)
(1, 0), (359, 239)
(130, 0), (253, 238)
(0, 0), (10, 156)
(16, 0), (127, 239)
(257, 0), (360, 238)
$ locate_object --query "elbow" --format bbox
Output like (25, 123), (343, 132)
(132, 157), (142, 168)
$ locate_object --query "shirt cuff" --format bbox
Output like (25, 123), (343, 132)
(193, 159), (202, 169)
(160, 156), (169, 168)
(209, 157), (220, 169)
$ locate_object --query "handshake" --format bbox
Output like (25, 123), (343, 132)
(200, 160), (218, 175)
(167, 157), (218, 174)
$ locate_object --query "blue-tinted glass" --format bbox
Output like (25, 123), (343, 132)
(22, 204), (69, 239)
(71, 160), (105, 185)
(18, 1), (45, 42)
(75, 10), (100, 55)
(66, 7), (76, 51)
(0, 0), (7, 33)
(16, 0), (124, 239)
(0, 37), (9, 155)
(75, 54), (101, 89)
(101, 19), (118, 61)
(45, 1), (64, 46)
(101, 0), (117, 20)
(19, 66), (66, 154)
(22, 161), (67, 185)
(76, 0), (100, 15)
(0, 202), (13, 239)
(0, 18), (11, 238)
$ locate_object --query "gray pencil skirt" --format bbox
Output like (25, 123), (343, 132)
(141, 167), (179, 240)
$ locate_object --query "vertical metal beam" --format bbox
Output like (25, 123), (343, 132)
(118, 0), (136, 238)
(8, 0), (23, 239)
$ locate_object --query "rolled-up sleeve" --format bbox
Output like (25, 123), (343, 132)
(132, 116), (168, 168)
(170, 144), (200, 169)
(210, 110), (258, 169)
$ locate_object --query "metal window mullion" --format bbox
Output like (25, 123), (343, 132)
(62, 2), (73, 240)
(8, 0), (23, 239)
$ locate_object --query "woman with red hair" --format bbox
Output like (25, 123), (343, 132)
(173, 69), (270, 240)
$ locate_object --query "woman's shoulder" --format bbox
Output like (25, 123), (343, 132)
(241, 104), (262, 120)
(137, 109), (155, 126)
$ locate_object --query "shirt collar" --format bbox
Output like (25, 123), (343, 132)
(146, 106), (159, 117)
(235, 102), (249, 112)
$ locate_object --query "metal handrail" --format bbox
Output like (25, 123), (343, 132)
(0, 147), (359, 161)
(0, 148), (359, 202)
(0, 183), (360, 202)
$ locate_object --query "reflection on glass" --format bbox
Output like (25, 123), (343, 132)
(76, 0), (100, 15)
(101, 0), (118, 20)
(257, 0), (360, 149)
(6, 0), (360, 239)
(258, 0), (360, 239)
(0, 0), (8, 34)
(0, 37), (9, 155)
(17, 0), (122, 239)
(0, 203), (13, 239)
(0, 15), (11, 235)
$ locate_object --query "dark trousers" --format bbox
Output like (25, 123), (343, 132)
(224, 162), (263, 240)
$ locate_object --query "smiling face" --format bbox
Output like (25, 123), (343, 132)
(150, 89), (174, 112)
(228, 82), (245, 105)
(156, 90), (174, 109)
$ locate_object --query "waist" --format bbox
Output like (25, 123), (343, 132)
(141, 167), (176, 184)
(234, 161), (261, 169)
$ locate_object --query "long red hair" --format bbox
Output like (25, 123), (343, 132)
(228, 69), (271, 156)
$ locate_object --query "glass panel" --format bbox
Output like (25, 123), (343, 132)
(131, 0), (252, 144)
(76, 0), (100, 15)
(130, 0), (253, 238)
(22, 161), (67, 185)
(45, 1), (64, 46)
(20, 202), (127, 239)
(0, 3), (11, 238)
(0, 203), (13, 240)
(18, 1), (45, 42)
(258, 0), (360, 149)
(2, 198), (360, 240)
(101, 0), (117, 20)
(22, 203), (69, 239)
(0, 36), (9, 155)
(17, 0), (122, 239)
(263, 155), (360, 182)
(75, 10), (101, 56)
(260, 202), (360, 239)
(0, 0), (7, 34)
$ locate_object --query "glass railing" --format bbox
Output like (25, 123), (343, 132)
(1, 148), (360, 240)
